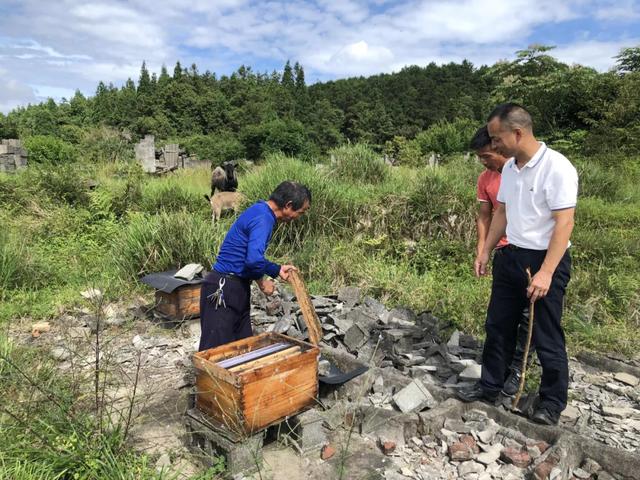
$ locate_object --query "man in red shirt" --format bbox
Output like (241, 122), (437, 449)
(469, 126), (534, 397)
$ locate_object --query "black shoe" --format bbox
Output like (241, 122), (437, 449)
(531, 407), (560, 426)
(456, 382), (499, 403)
(502, 369), (522, 397)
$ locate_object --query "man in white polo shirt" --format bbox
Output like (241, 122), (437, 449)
(470, 125), (535, 398)
(459, 103), (578, 426)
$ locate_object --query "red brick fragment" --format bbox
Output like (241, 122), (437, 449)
(460, 434), (480, 453)
(448, 441), (473, 461)
(381, 441), (397, 455)
(500, 446), (532, 468)
(321, 444), (336, 460)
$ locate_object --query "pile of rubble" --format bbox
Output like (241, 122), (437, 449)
(373, 408), (616, 480)
(252, 286), (483, 386)
(249, 284), (640, 458)
(18, 283), (640, 479)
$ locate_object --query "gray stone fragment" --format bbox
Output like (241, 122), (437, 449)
(338, 286), (361, 307)
(602, 406), (635, 418)
(458, 461), (484, 477)
(343, 323), (369, 352)
(364, 296), (387, 318)
(155, 453), (171, 471)
(614, 372), (639, 387)
(476, 443), (502, 465)
(459, 363), (482, 381)
(392, 379), (436, 413)
(572, 467), (590, 479)
(447, 330), (460, 347)
(50, 346), (71, 361)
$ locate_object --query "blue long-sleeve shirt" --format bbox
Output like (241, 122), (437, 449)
(213, 200), (281, 280)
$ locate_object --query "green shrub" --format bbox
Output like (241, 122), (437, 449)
(329, 143), (389, 184)
(23, 135), (77, 164)
(384, 136), (424, 166)
(241, 119), (310, 161)
(415, 118), (477, 156)
(29, 163), (90, 206)
(79, 127), (134, 163)
(181, 132), (245, 165)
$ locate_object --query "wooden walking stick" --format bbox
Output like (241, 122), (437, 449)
(512, 267), (535, 410)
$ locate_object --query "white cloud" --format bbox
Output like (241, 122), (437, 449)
(552, 39), (639, 71)
(0, 71), (37, 113)
(0, 0), (638, 110)
(594, 0), (640, 21)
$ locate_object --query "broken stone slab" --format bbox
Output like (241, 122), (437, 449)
(392, 379), (436, 413)
(382, 307), (417, 325)
(447, 330), (461, 347)
(601, 406), (636, 418)
(614, 372), (639, 387)
(476, 443), (503, 465)
(337, 286), (361, 308)
(459, 363), (482, 381)
(343, 323), (370, 352)
(272, 315), (293, 334)
(50, 346), (71, 362)
(364, 296), (387, 318)
(458, 460), (485, 477)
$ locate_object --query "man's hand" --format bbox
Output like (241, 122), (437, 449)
(528, 269), (552, 302)
(278, 264), (297, 281)
(256, 278), (276, 296)
(474, 251), (490, 277)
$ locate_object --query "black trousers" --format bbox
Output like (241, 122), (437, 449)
(480, 246), (571, 412)
(198, 271), (252, 351)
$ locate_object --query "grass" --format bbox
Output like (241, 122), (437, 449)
(1, 145), (639, 478)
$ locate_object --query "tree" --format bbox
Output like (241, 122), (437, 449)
(282, 60), (294, 90)
(615, 46), (640, 74)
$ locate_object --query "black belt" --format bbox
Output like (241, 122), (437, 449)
(503, 244), (544, 252)
(214, 271), (250, 284)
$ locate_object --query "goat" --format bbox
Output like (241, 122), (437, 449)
(210, 161), (238, 196)
(204, 191), (245, 224)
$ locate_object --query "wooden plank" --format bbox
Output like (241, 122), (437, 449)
(199, 333), (275, 362)
(288, 270), (322, 345)
(228, 346), (300, 373)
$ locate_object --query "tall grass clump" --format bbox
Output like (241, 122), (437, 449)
(0, 335), (161, 479)
(408, 157), (479, 243)
(240, 153), (378, 251)
(329, 143), (389, 184)
(112, 210), (220, 281)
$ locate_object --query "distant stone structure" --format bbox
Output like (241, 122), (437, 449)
(135, 135), (208, 173)
(0, 139), (28, 173)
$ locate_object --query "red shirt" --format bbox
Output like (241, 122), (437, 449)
(477, 170), (509, 249)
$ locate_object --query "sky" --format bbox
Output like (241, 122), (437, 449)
(0, 0), (639, 113)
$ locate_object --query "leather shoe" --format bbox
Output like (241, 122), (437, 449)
(531, 407), (560, 426)
(502, 369), (522, 397)
(456, 382), (499, 403)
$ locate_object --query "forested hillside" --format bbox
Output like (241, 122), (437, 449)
(1, 45), (639, 165)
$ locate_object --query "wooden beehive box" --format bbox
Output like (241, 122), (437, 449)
(155, 283), (201, 320)
(193, 332), (319, 435)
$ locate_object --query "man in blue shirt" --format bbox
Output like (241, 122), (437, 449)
(199, 181), (311, 351)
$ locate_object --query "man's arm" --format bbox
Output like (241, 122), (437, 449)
(474, 202), (507, 277)
(476, 201), (492, 257)
(527, 208), (575, 302)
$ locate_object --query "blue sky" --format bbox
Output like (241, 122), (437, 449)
(1, 0), (639, 113)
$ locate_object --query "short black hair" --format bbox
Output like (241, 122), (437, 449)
(269, 181), (311, 210)
(487, 103), (533, 131)
(470, 126), (492, 151)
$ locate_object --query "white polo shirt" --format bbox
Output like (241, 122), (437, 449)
(497, 143), (578, 250)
